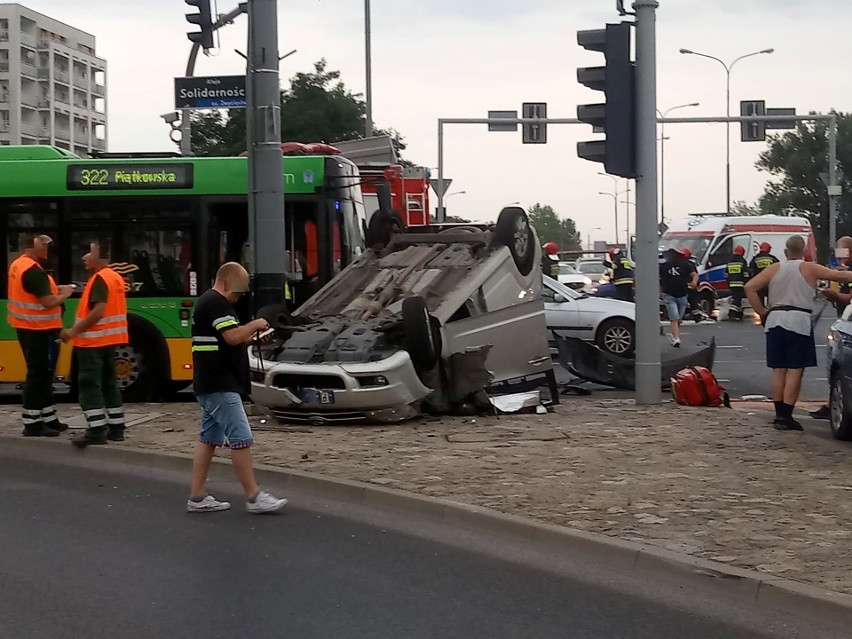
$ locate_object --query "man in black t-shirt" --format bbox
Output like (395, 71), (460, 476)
(187, 262), (287, 515)
(659, 248), (698, 347)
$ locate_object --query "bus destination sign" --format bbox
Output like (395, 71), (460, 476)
(67, 164), (195, 191)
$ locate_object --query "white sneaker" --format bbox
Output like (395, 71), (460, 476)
(668, 334), (677, 346)
(187, 494), (231, 513)
(247, 490), (288, 514)
(673, 337), (681, 348)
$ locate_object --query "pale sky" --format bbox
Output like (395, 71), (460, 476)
(11, 0), (852, 247)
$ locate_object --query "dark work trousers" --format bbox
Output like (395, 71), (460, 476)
(614, 285), (634, 302)
(16, 328), (60, 432)
(730, 287), (744, 311)
(76, 346), (125, 435)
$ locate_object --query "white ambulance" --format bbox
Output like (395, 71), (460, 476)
(659, 214), (816, 313)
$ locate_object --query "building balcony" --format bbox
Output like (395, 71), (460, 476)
(20, 62), (38, 78)
(0, 121), (9, 133)
(20, 32), (37, 48)
(54, 126), (71, 141)
(91, 81), (105, 96)
(72, 74), (88, 90)
(20, 93), (39, 108)
(0, 32), (8, 42)
(0, 61), (9, 73)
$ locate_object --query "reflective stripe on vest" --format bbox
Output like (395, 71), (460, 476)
(7, 255), (62, 330)
(73, 267), (129, 348)
(614, 278), (634, 286)
(755, 256), (775, 270)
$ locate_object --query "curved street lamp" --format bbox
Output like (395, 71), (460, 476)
(678, 47), (775, 213)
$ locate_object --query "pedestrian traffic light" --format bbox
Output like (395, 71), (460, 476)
(576, 22), (637, 178)
(186, 0), (215, 50)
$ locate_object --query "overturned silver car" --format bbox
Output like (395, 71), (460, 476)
(249, 207), (553, 424)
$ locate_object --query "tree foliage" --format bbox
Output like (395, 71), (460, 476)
(527, 203), (582, 251)
(189, 59), (409, 161)
(754, 112), (852, 257)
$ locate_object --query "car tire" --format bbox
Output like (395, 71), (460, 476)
(402, 296), (440, 369)
(830, 371), (852, 440)
(596, 318), (635, 358)
(493, 206), (535, 276)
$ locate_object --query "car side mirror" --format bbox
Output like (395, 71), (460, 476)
(553, 293), (567, 303)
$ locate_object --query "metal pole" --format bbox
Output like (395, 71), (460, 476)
(614, 195), (619, 245)
(829, 114), (838, 251)
(633, 0), (661, 405)
(364, 0), (373, 138)
(659, 128), (665, 224)
(725, 68), (731, 213)
(626, 181), (631, 247)
(437, 119), (445, 222)
(247, 0), (285, 310)
(181, 44), (200, 156)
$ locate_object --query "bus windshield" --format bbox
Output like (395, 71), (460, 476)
(659, 233), (714, 264)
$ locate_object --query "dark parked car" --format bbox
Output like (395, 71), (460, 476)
(827, 304), (852, 440)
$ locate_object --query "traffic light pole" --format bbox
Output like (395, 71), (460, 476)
(435, 117), (581, 222)
(246, 0), (286, 310)
(181, 3), (249, 156)
(661, 113), (840, 249)
(633, 0), (661, 405)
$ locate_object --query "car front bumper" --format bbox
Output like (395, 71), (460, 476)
(248, 350), (432, 424)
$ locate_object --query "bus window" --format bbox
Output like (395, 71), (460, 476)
(68, 199), (194, 296)
(1, 200), (60, 296)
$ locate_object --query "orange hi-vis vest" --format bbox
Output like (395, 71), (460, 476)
(7, 255), (63, 331)
(73, 267), (128, 348)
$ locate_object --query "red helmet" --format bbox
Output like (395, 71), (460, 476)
(733, 245), (745, 256)
(760, 242), (772, 253)
(543, 242), (559, 256)
(676, 246), (691, 258)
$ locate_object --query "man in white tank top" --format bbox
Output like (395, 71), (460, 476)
(746, 236), (852, 430)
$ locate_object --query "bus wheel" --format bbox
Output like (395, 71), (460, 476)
(116, 328), (164, 403)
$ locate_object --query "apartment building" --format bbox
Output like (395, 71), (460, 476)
(0, 3), (107, 156)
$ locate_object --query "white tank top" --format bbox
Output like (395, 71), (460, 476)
(764, 260), (814, 336)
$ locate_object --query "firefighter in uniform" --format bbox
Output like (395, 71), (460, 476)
(607, 248), (635, 302)
(749, 242), (779, 308)
(725, 245), (749, 320)
(541, 242), (560, 279)
(61, 241), (128, 448)
(7, 234), (74, 437)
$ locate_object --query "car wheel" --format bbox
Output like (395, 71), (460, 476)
(700, 290), (716, 315)
(596, 318), (635, 357)
(830, 372), (852, 440)
(402, 296), (441, 369)
(493, 206), (535, 276)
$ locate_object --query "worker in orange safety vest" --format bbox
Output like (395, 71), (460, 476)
(7, 233), (74, 437)
(61, 241), (129, 448)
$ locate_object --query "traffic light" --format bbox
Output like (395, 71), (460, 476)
(186, 0), (215, 50)
(576, 22), (636, 178)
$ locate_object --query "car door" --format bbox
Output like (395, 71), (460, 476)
(542, 280), (581, 338)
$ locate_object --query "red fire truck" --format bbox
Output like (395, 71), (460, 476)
(359, 164), (431, 230)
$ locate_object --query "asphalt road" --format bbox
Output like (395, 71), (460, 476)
(670, 301), (837, 401)
(1, 449), (845, 639)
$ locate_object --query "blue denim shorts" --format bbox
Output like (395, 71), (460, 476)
(197, 392), (254, 449)
(663, 294), (688, 321)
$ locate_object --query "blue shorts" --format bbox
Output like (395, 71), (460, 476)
(766, 327), (817, 369)
(197, 392), (254, 449)
(663, 294), (688, 321)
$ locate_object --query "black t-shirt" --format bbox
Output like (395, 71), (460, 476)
(192, 289), (250, 397)
(660, 258), (696, 298)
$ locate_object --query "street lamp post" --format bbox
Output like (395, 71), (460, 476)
(588, 227), (602, 251)
(444, 190), (466, 215)
(656, 102), (699, 225)
(598, 172), (619, 245)
(364, 0), (373, 138)
(598, 192), (618, 246)
(678, 48), (774, 213)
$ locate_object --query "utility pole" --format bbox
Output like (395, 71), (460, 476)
(633, 0), (661, 405)
(364, 0), (373, 138)
(246, 0), (286, 310)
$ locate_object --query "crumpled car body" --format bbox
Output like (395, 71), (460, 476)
(249, 208), (552, 424)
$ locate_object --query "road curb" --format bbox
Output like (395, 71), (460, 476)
(4, 435), (852, 627)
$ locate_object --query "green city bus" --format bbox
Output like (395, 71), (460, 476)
(0, 145), (367, 400)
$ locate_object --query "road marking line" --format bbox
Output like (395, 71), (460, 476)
(717, 346), (743, 349)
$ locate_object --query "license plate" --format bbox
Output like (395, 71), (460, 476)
(300, 389), (335, 405)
